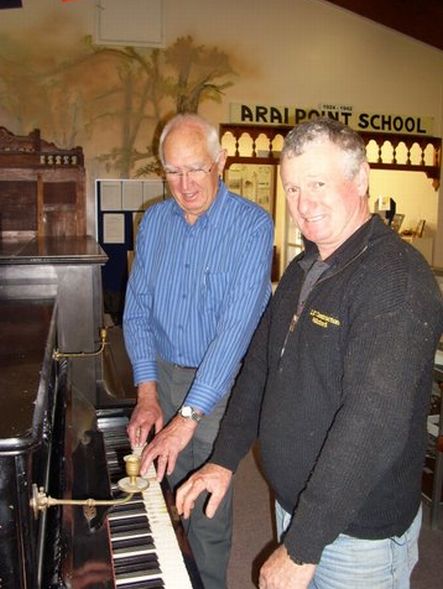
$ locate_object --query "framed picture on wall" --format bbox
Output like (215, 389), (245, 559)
(391, 213), (405, 233)
(415, 219), (426, 238)
(224, 163), (275, 217)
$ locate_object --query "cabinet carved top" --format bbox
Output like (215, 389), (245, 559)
(0, 127), (84, 168)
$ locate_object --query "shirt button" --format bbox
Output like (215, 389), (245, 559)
(182, 294), (187, 299)
(185, 263), (190, 269)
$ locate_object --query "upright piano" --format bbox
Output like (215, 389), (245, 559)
(0, 236), (201, 588)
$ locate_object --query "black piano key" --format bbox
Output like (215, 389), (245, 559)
(106, 430), (130, 438)
(114, 552), (158, 565)
(110, 517), (152, 535)
(116, 579), (165, 589)
(114, 555), (161, 579)
(109, 502), (146, 519)
(111, 500), (146, 513)
(109, 512), (149, 528)
(109, 509), (147, 521)
(115, 569), (163, 583)
(112, 535), (155, 552)
(114, 553), (160, 576)
(111, 531), (152, 543)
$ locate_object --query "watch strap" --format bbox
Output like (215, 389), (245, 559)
(179, 405), (202, 423)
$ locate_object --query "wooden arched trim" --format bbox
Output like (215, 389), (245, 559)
(220, 123), (441, 190)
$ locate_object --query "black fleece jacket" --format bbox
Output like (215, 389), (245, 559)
(211, 215), (443, 564)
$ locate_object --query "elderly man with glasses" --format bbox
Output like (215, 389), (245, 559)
(123, 113), (274, 588)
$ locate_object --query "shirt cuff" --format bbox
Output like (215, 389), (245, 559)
(132, 359), (158, 386)
(185, 381), (222, 415)
(283, 520), (323, 564)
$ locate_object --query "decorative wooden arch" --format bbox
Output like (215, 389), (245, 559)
(219, 123), (442, 190)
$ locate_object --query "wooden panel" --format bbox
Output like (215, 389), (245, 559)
(43, 182), (77, 205)
(0, 181), (36, 232)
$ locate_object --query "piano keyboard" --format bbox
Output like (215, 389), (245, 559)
(99, 415), (194, 589)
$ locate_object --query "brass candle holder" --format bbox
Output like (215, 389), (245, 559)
(118, 454), (149, 493)
(30, 451), (149, 519)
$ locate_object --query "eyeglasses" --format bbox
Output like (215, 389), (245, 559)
(163, 155), (220, 182)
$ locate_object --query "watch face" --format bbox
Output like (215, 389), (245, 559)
(181, 406), (192, 417)
(180, 405), (201, 422)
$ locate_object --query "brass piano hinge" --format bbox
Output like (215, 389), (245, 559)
(53, 327), (108, 361)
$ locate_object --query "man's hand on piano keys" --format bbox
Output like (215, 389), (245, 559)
(176, 463), (233, 520)
(139, 415), (198, 480)
(127, 382), (164, 447)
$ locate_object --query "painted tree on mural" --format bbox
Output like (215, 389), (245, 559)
(0, 29), (235, 178)
(166, 36), (235, 113)
(0, 32), (92, 147)
(89, 36), (235, 177)
(84, 43), (167, 178)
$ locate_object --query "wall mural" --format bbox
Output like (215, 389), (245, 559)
(0, 20), (236, 179)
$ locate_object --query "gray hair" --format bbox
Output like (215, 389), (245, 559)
(158, 113), (222, 165)
(282, 117), (367, 179)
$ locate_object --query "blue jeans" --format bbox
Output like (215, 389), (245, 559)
(275, 502), (421, 588)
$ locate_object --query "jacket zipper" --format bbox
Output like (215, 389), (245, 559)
(278, 244), (369, 367)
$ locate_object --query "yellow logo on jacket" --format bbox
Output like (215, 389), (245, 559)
(309, 309), (341, 329)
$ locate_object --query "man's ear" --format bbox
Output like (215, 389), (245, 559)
(217, 148), (228, 176)
(356, 162), (370, 197)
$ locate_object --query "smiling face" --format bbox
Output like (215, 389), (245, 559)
(162, 122), (227, 224)
(280, 139), (370, 259)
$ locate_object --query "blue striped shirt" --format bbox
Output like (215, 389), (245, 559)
(123, 180), (274, 414)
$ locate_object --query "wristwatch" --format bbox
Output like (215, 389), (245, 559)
(178, 405), (202, 423)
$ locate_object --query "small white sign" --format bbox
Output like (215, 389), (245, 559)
(101, 181), (122, 210)
(123, 181), (144, 211)
(103, 213), (125, 244)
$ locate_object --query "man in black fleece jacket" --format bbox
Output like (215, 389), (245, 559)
(176, 118), (443, 589)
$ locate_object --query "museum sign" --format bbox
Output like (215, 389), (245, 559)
(230, 103), (433, 135)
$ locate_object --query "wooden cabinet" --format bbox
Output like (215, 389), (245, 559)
(0, 127), (86, 237)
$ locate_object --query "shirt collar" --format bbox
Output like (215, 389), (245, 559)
(171, 179), (226, 228)
(202, 179), (227, 227)
(298, 215), (375, 271)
